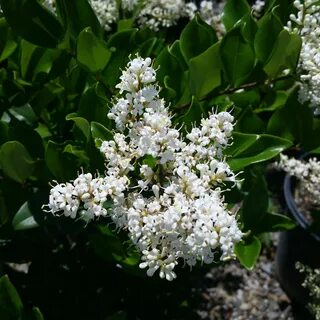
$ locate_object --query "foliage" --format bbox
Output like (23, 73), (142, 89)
(0, 0), (316, 318)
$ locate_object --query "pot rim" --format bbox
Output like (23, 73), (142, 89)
(284, 172), (320, 242)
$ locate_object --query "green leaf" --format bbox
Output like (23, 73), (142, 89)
(143, 155), (158, 169)
(235, 236), (261, 270)
(63, 144), (90, 165)
(90, 225), (125, 263)
(0, 121), (10, 146)
(175, 97), (205, 132)
(77, 27), (111, 73)
(263, 30), (302, 77)
(240, 13), (258, 44)
(20, 40), (37, 79)
(0, 0), (64, 48)
(55, 0), (102, 38)
(235, 107), (265, 134)
(311, 145), (320, 154)
(267, 90), (313, 148)
(91, 122), (113, 148)
(229, 89), (260, 109)
(227, 133), (292, 171)
(220, 27), (255, 87)
(66, 114), (91, 143)
(8, 119), (44, 159)
(255, 90), (288, 113)
(12, 201), (39, 231)
(117, 19), (134, 31)
(103, 29), (137, 87)
(266, 0), (293, 24)
(0, 275), (23, 320)
(254, 8), (283, 64)
(30, 307), (44, 320)
(0, 141), (35, 183)
(0, 18), (17, 62)
(169, 40), (188, 71)
(78, 86), (110, 125)
(241, 175), (268, 231)
(256, 213), (296, 233)
(20, 40), (67, 81)
(180, 14), (217, 62)
(0, 190), (9, 226)
(189, 42), (222, 98)
(226, 132), (259, 157)
(137, 37), (158, 58)
(45, 141), (78, 181)
(155, 47), (191, 106)
(222, 0), (251, 30)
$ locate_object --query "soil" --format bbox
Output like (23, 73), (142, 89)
(194, 235), (294, 319)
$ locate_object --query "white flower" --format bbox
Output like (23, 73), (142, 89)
(121, 0), (139, 11)
(90, 0), (119, 31)
(43, 0), (56, 12)
(46, 55), (242, 280)
(199, 0), (226, 39)
(137, 0), (191, 31)
(277, 154), (320, 207)
(286, 0), (320, 114)
(252, 0), (265, 18)
(46, 173), (111, 220)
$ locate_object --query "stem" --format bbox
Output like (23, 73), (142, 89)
(217, 74), (294, 96)
(179, 74), (295, 109)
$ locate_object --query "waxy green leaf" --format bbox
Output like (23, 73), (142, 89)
(0, 141), (35, 183)
(235, 236), (261, 270)
(77, 27), (111, 73)
(0, 0), (64, 47)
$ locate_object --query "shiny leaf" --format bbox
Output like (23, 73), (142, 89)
(235, 236), (261, 270)
(77, 27), (111, 73)
(12, 201), (39, 231)
(0, 141), (35, 183)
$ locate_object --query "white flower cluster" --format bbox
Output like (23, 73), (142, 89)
(121, 0), (139, 12)
(90, 0), (119, 32)
(296, 262), (320, 320)
(277, 154), (320, 208)
(190, 1), (226, 39)
(137, 0), (193, 31)
(252, 0), (265, 18)
(46, 56), (242, 280)
(42, 0), (265, 34)
(286, 0), (320, 114)
(46, 173), (113, 221)
(134, 0), (224, 37)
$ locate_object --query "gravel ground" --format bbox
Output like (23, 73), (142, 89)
(194, 237), (294, 320)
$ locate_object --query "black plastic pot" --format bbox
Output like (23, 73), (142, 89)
(276, 172), (320, 316)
